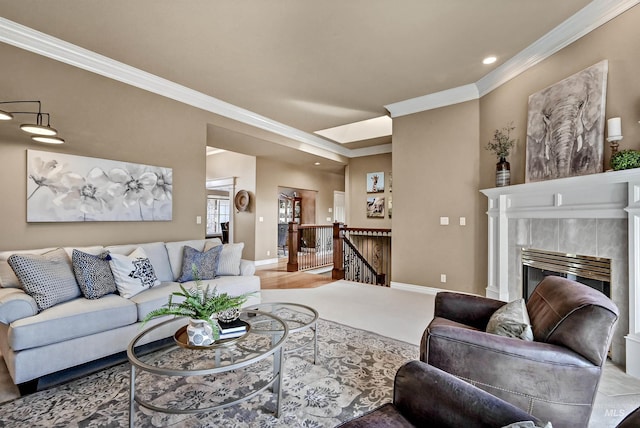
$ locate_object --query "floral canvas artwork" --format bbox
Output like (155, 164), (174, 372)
(27, 150), (172, 222)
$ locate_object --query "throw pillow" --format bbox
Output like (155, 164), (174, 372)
(204, 241), (244, 276)
(72, 249), (117, 299)
(109, 247), (160, 298)
(7, 248), (81, 311)
(486, 298), (534, 341)
(177, 245), (223, 282)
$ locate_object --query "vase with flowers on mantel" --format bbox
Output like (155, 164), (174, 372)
(486, 122), (517, 187)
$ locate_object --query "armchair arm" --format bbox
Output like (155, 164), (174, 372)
(239, 259), (255, 276)
(434, 292), (506, 330)
(0, 288), (38, 324)
(394, 361), (541, 427)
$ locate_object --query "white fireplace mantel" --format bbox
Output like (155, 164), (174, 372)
(481, 168), (640, 379)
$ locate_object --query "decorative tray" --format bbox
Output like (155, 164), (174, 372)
(174, 320), (250, 350)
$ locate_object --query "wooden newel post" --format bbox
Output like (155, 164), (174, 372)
(287, 222), (299, 272)
(332, 222), (345, 280)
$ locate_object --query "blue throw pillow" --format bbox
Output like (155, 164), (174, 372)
(177, 245), (222, 283)
(72, 249), (117, 299)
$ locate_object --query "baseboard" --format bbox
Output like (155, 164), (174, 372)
(254, 258), (280, 266)
(389, 281), (443, 295)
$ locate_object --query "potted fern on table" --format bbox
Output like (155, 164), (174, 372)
(142, 264), (253, 346)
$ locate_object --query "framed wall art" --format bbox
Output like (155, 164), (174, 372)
(366, 172), (384, 193)
(525, 60), (608, 182)
(366, 197), (385, 218)
(27, 150), (172, 222)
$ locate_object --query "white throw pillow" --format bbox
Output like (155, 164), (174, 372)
(205, 241), (244, 276)
(109, 247), (160, 298)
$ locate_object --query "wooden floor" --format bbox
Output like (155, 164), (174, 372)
(256, 259), (335, 289)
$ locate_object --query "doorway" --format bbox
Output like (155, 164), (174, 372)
(206, 177), (235, 242)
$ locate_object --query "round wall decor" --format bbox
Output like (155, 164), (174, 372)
(234, 190), (250, 212)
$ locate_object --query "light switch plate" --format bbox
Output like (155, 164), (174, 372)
(440, 217), (449, 225)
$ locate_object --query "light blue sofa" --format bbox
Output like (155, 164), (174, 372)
(0, 238), (260, 392)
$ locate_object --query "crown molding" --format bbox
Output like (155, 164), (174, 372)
(476, 0), (640, 96)
(386, 0), (639, 117)
(348, 143), (394, 158)
(385, 84), (479, 118)
(0, 17), (353, 158)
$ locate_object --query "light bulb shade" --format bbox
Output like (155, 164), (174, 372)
(20, 123), (57, 136)
(32, 135), (65, 144)
(0, 110), (13, 120)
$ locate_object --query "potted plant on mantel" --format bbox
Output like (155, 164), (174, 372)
(142, 264), (254, 346)
(486, 122), (518, 187)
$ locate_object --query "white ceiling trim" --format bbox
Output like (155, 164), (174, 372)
(386, 0), (639, 118)
(476, 0), (640, 96)
(0, 17), (352, 158)
(385, 84), (479, 118)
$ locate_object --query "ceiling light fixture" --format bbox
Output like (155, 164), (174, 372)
(483, 56), (497, 65)
(0, 100), (65, 143)
(32, 135), (65, 144)
(314, 162), (321, 166)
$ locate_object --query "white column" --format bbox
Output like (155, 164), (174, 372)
(625, 182), (640, 378)
(485, 194), (510, 301)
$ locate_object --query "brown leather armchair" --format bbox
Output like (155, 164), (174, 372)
(421, 276), (619, 428)
(337, 360), (542, 428)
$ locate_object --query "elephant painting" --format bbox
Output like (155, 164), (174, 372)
(526, 60), (607, 182)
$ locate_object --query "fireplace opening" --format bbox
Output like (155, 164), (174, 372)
(522, 248), (611, 301)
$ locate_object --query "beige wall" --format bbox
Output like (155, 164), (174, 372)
(205, 151), (257, 259)
(255, 158), (345, 261)
(0, 43), (211, 252)
(480, 5), (640, 188)
(392, 100), (482, 293)
(392, 5), (640, 295)
(346, 153), (392, 228)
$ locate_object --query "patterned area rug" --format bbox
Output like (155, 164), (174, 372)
(0, 319), (418, 427)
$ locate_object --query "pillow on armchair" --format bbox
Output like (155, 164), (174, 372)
(486, 298), (534, 341)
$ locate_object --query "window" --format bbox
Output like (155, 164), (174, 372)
(206, 196), (230, 235)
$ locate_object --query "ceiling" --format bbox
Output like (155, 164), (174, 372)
(0, 0), (613, 170)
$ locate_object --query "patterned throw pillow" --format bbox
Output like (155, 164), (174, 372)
(72, 249), (117, 299)
(109, 247), (160, 298)
(7, 248), (81, 311)
(177, 245), (222, 282)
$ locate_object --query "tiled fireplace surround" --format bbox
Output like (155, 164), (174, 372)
(481, 169), (640, 379)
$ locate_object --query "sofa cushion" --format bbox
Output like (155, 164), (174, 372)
(72, 250), (117, 299)
(8, 248), (81, 311)
(8, 294), (137, 351)
(195, 275), (261, 301)
(109, 247), (160, 298)
(164, 239), (206, 281)
(204, 241), (244, 276)
(177, 245), (222, 282)
(104, 242), (173, 283)
(0, 247), (56, 289)
(129, 281), (185, 321)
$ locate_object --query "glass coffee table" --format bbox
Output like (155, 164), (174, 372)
(252, 302), (319, 364)
(127, 309), (288, 427)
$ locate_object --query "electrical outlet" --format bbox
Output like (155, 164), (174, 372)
(196, 216), (202, 224)
(267, 250), (271, 256)
(440, 274), (447, 283)
(459, 217), (466, 226)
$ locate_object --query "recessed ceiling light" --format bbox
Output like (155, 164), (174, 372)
(483, 56), (497, 65)
(314, 162), (321, 166)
